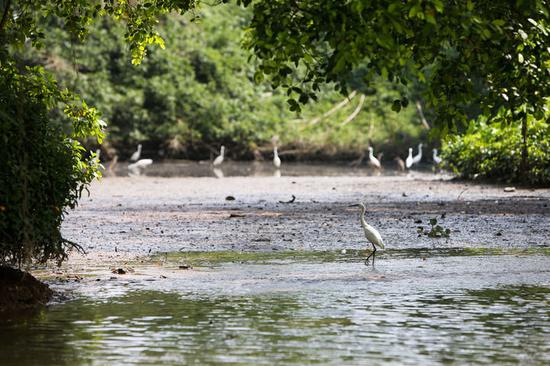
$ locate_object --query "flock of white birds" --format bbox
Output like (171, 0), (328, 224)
(98, 142), (442, 176)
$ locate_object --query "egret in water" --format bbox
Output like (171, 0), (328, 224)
(273, 146), (281, 168)
(367, 147), (381, 169)
(412, 143), (423, 165)
(213, 146), (225, 166)
(128, 158), (153, 176)
(130, 144), (142, 162)
(128, 158), (153, 170)
(433, 148), (442, 165)
(405, 148), (414, 169)
(350, 203), (385, 265)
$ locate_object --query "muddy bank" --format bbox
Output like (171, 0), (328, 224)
(0, 266), (52, 315)
(60, 173), (550, 259)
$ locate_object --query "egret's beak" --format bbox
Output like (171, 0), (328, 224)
(348, 204), (360, 207)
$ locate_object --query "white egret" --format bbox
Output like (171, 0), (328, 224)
(350, 203), (385, 265)
(412, 143), (423, 165)
(130, 144), (142, 162)
(128, 159), (152, 177)
(433, 148), (442, 165)
(273, 147), (281, 168)
(213, 146), (225, 166)
(128, 158), (153, 170)
(367, 147), (381, 169)
(405, 148), (414, 169)
(212, 167), (224, 179)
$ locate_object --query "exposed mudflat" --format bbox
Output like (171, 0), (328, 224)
(60, 172), (550, 260)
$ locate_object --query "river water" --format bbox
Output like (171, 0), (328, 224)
(1, 249), (549, 365)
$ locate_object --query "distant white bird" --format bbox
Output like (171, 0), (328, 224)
(213, 146), (225, 166)
(130, 144), (142, 162)
(128, 158), (153, 170)
(367, 147), (381, 169)
(273, 147), (281, 168)
(433, 148), (442, 165)
(405, 148), (414, 169)
(212, 167), (224, 179)
(351, 203), (385, 265)
(412, 143), (423, 165)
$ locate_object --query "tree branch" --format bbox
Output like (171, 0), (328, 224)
(340, 94), (366, 126)
(0, 0), (11, 34)
(415, 100), (431, 129)
(308, 90), (357, 125)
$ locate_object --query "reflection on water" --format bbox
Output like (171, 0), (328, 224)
(104, 160), (429, 178)
(1, 252), (549, 365)
(0, 285), (548, 365)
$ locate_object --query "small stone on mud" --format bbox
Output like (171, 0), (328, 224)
(225, 195), (236, 201)
(402, 192), (408, 197)
(178, 265), (192, 270)
(496, 232), (502, 236)
(504, 187), (516, 192)
(112, 268), (126, 275)
(414, 219), (422, 224)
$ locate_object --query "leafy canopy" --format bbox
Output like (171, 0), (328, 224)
(238, 0), (550, 133)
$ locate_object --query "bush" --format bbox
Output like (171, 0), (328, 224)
(0, 64), (104, 266)
(441, 116), (550, 186)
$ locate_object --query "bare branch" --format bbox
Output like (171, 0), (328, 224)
(308, 90), (357, 125)
(340, 94), (366, 126)
(415, 100), (431, 129)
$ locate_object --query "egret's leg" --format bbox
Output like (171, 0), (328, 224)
(364, 243), (377, 266)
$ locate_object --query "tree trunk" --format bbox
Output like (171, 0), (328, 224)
(521, 116), (529, 176)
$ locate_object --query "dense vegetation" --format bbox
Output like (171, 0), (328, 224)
(442, 114), (550, 186)
(23, 5), (425, 161)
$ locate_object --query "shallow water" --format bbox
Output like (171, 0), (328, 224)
(108, 160), (430, 178)
(1, 251), (549, 365)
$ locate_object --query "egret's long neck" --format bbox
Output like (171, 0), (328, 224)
(368, 149), (374, 159)
(220, 147), (225, 157)
(360, 205), (367, 226)
(274, 147), (278, 157)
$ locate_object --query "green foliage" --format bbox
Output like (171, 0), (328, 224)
(0, 63), (104, 265)
(441, 113), (550, 185)
(240, 0), (550, 136)
(26, 5), (425, 159)
(417, 218), (451, 238)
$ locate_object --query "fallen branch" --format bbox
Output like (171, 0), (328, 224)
(340, 94), (366, 126)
